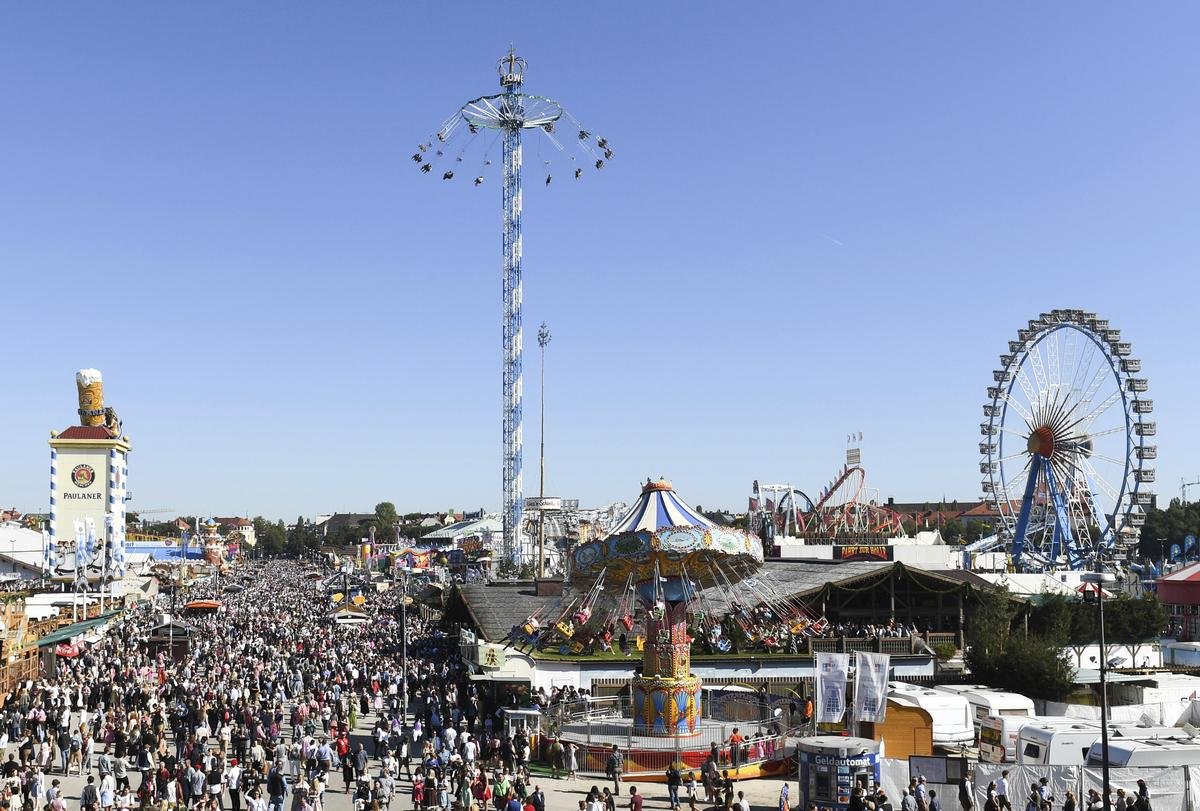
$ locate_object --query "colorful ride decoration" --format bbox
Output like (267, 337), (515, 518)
(568, 478), (763, 736)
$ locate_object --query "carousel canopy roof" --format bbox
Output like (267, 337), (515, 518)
(605, 479), (713, 537)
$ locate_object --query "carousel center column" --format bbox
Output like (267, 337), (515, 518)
(632, 596), (700, 736)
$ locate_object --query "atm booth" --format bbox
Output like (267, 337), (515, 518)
(796, 736), (883, 811)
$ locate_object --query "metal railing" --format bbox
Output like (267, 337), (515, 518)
(791, 633), (959, 655)
(542, 694), (799, 777)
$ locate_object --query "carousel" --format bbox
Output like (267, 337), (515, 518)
(515, 479), (812, 777)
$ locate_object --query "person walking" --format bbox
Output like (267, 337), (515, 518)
(266, 762), (287, 811)
(665, 763), (682, 811)
(226, 759), (243, 811)
(565, 742), (577, 781)
(960, 777), (975, 811)
(727, 729), (745, 771)
(604, 746), (622, 794)
(81, 775), (100, 811)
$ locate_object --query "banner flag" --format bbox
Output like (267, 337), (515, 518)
(854, 651), (891, 723)
(815, 652), (850, 723)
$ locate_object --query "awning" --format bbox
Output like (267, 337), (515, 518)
(183, 599), (222, 611)
(1072, 668), (1153, 685)
(36, 610), (123, 648)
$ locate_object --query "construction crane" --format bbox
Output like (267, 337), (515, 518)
(1180, 477), (1200, 503)
(125, 506), (177, 528)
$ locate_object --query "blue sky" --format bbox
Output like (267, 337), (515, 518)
(1, 4), (1198, 520)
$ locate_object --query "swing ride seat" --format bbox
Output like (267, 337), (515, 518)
(554, 621), (574, 638)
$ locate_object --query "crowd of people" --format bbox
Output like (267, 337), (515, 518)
(0, 559), (557, 811)
(0, 557), (794, 811)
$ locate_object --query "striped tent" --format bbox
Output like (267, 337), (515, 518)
(606, 479), (713, 536)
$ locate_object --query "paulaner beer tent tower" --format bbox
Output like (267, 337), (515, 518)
(46, 369), (130, 616)
(416, 50), (614, 568)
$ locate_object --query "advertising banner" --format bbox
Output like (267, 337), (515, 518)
(815, 652), (850, 723)
(833, 545), (894, 561)
(854, 651), (891, 723)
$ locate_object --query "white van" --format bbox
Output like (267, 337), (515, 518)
(1087, 738), (1200, 768)
(1017, 719), (1102, 765)
(980, 715), (1027, 762)
(934, 685), (1035, 733)
(888, 681), (974, 745)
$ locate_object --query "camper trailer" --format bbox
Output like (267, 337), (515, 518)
(989, 718), (1190, 764)
(933, 685), (1035, 733)
(1086, 738), (1200, 768)
(1017, 719), (1102, 765)
(888, 682), (974, 745)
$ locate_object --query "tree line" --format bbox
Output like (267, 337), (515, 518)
(965, 587), (1165, 701)
(140, 501), (445, 557)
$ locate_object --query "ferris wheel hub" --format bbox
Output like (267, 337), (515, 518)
(1027, 426), (1056, 458)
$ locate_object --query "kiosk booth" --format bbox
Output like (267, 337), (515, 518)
(796, 736), (883, 811)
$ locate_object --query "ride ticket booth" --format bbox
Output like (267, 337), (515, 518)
(796, 736), (883, 811)
(501, 708), (543, 758)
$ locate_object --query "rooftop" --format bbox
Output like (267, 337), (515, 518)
(450, 581), (562, 642)
(423, 515), (501, 541)
(54, 426), (117, 440)
(1159, 562), (1200, 583)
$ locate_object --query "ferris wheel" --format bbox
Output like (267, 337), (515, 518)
(980, 309), (1155, 571)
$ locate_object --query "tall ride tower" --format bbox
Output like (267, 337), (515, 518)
(417, 50), (614, 567)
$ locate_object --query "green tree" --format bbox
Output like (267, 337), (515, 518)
(999, 634), (1076, 701)
(1140, 498), (1200, 560)
(965, 586), (1016, 674)
(901, 520), (918, 537)
(374, 502), (399, 538)
(253, 516), (286, 556)
(1028, 593), (1073, 646)
(286, 516), (317, 556)
(339, 523), (370, 547)
(962, 521), (985, 544)
(941, 519), (965, 544)
(144, 521), (181, 538)
(967, 587), (1075, 701)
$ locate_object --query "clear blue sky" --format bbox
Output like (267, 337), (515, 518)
(2, 4), (1198, 520)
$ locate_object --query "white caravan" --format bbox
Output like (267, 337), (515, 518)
(993, 719), (1190, 763)
(933, 684), (1035, 733)
(1017, 719), (1102, 765)
(888, 681), (974, 745)
(1087, 738), (1200, 768)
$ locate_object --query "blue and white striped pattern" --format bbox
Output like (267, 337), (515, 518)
(47, 447), (57, 575)
(608, 485), (715, 535)
(42, 530), (57, 573)
(115, 453), (127, 578)
(73, 519), (88, 589)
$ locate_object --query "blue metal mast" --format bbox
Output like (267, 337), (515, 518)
(419, 50), (613, 571)
(499, 51), (525, 567)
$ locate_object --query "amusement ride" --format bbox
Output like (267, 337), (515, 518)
(512, 479), (824, 754)
(978, 309), (1155, 571)
(417, 50), (614, 569)
(749, 443), (904, 544)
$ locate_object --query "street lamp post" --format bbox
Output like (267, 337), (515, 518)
(400, 569), (409, 719)
(536, 322), (551, 580)
(1082, 570), (1116, 811)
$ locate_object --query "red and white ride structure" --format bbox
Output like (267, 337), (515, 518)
(751, 448), (904, 542)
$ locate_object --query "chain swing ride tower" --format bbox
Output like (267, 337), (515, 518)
(417, 50), (614, 567)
